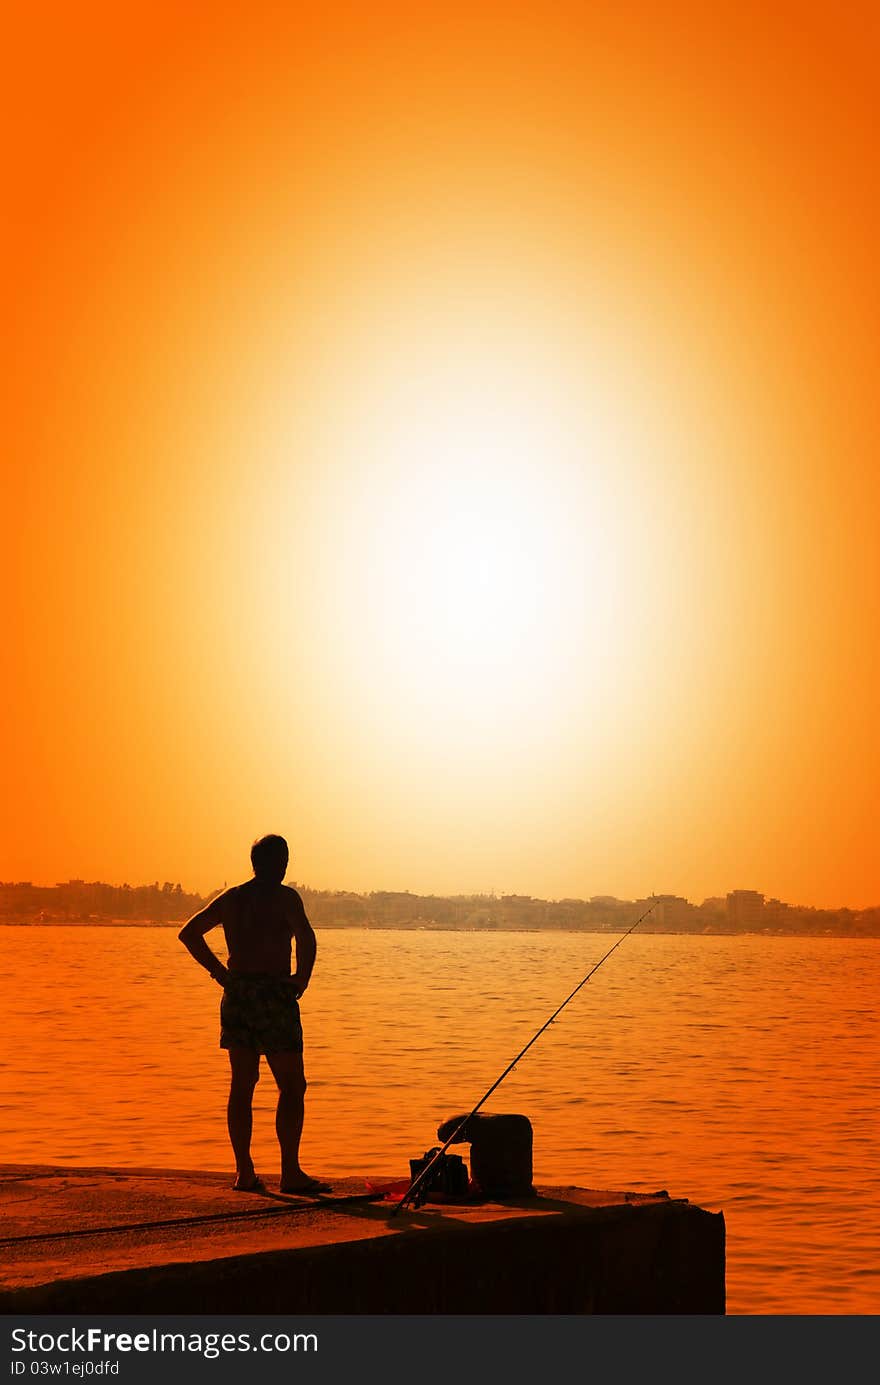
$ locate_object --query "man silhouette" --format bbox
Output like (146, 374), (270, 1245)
(179, 834), (327, 1193)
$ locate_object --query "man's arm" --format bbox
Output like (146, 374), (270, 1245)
(290, 891), (317, 998)
(178, 892), (231, 986)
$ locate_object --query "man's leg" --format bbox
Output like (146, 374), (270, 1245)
(265, 1049), (322, 1191)
(227, 1045), (261, 1188)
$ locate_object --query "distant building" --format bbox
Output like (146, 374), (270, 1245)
(763, 897), (790, 928)
(646, 894), (696, 929)
(699, 897), (727, 916)
(727, 890), (765, 929)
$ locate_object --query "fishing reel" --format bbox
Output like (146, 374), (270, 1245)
(407, 1148), (470, 1207)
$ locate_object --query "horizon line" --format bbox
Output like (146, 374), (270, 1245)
(2, 877), (877, 915)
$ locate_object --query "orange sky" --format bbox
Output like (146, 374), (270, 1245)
(3, 2), (878, 908)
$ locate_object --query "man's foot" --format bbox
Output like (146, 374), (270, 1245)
(232, 1170), (267, 1193)
(279, 1174), (333, 1195)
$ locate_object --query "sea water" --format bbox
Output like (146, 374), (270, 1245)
(1, 925), (877, 1314)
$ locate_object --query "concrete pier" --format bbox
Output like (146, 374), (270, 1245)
(0, 1164), (725, 1314)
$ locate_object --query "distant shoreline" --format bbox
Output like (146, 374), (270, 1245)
(2, 919), (877, 939)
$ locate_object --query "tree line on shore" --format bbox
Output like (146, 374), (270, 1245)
(0, 879), (878, 936)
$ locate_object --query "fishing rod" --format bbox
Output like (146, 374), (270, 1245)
(389, 898), (660, 1217)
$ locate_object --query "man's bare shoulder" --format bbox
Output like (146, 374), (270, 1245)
(212, 883), (249, 909)
(281, 885), (311, 924)
(180, 883), (243, 937)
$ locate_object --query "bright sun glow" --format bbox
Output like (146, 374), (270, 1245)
(363, 389), (593, 679)
(296, 305), (688, 757)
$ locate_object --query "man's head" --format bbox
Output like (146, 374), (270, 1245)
(250, 834), (289, 885)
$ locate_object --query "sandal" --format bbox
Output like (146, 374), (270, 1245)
(279, 1177), (333, 1195)
(232, 1173), (267, 1193)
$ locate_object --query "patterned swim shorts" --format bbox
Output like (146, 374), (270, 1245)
(220, 974), (304, 1054)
